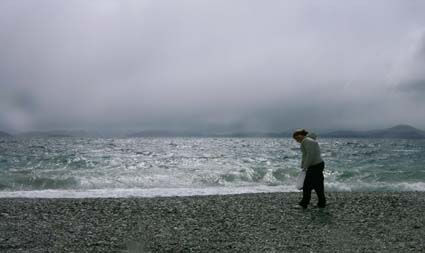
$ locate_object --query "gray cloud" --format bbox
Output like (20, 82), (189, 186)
(399, 79), (425, 94)
(1, 0), (425, 133)
(395, 31), (425, 97)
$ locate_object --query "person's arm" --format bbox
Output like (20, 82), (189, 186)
(301, 144), (306, 169)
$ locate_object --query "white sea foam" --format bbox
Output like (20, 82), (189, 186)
(0, 185), (297, 198)
(326, 181), (425, 192)
(1, 182), (424, 198)
(397, 182), (425, 191)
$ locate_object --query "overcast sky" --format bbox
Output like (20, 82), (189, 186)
(1, 0), (425, 133)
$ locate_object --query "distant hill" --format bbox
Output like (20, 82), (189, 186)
(323, 125), (425, 139)
(0, 131), (11, 137)
(128, 130), (292, 138)
(128, 130), (205, 138)
(11, 125), (425, 139)
(223, 132), (291, 138)
(18, 130), (96, 138)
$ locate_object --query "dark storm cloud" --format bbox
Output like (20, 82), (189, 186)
(1, 0), (425, 133)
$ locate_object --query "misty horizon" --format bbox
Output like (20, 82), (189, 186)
(1, 124), (424, 139)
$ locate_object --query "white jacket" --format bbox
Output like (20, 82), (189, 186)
(301, 133), (323, 169)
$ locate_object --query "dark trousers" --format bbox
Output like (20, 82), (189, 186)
(299, 161), (326, 207)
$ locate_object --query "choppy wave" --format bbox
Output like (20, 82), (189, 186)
(0, 137), (424, 198)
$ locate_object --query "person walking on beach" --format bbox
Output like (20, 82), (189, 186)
(293, 129), (326, 209)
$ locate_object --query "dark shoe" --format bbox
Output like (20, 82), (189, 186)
(313, 204), (326, 208)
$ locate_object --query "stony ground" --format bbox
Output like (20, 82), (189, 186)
(0, 192), (424, 252)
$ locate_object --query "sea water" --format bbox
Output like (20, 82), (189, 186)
(0, 137), (424, 198)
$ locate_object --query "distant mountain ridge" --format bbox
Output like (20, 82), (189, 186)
(0, 131), (11, 137)
(6, 125), (425, 138)
(129, 125), (425, 138)
(128, 130), (204, 138)
(322, 125), (425, 139)
(17, 130), (97, 138)
(127, 130), (292, 138)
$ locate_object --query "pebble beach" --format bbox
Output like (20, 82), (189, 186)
(1, 192), (424, 252)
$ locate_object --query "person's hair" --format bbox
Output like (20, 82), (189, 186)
(292, 129), (309, 139)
